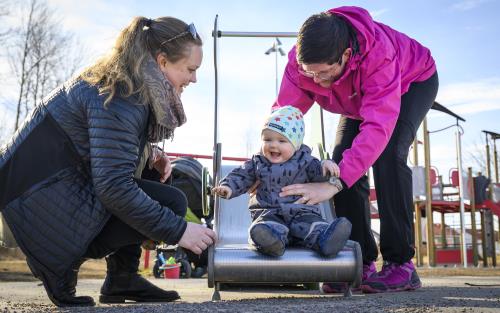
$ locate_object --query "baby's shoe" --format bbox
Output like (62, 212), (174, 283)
(317, 217), (351, 257)
(249, 223), (286, 257)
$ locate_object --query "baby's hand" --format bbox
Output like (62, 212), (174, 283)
(322, 159), (340, 177)
(211, 185), (232, 199)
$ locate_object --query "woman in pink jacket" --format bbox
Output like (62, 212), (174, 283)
(275, 6), (438, 293)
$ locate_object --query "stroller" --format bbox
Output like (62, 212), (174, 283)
(142, 156), (213, 279)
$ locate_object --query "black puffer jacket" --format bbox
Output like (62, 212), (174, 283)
(0, 78), (187, 277)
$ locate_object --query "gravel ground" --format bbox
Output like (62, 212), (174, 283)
(0, 276), (499, 313)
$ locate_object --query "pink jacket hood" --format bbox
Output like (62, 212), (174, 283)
(274, 6), (436, 187)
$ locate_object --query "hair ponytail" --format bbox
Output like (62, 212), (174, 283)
(81, 16), (202, 106)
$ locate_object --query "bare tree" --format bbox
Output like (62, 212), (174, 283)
(464, 134), (488, 176)
(0, 0), (10, 42)
(9, 0), (84, 131)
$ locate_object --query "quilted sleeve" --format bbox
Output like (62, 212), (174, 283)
(86, 97), (187, 244)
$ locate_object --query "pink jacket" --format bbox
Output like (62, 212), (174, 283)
(273, 6), (436, 187)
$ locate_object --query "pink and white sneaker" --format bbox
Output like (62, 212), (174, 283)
(361, 260), (421, 293)
(321, 261), (376, 293)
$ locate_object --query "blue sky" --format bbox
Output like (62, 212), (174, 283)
(1, 0), (500, 182)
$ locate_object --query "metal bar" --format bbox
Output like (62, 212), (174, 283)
(468, 167), (479, 267)
(167, 152), (248, 162)
(216, 31), (298, 38)
(423, 118), (435, 266)
(432, 101), (466, 122)
(274, 40), (279, 96)
(456, 125), (467, 267)
(213, 15), (220, 182)
(413, 138), (419, 166)
(320, 108), (326, 152)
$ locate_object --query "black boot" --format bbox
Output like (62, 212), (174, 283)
(99, 244), (180, 303)
(27, 258), (95, 307)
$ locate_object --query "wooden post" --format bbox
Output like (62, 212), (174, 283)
(468, 167), (479, 267)
(494, 140), (498, 183)
(486, 135), (493, 199)
(412, 137), (423, 266)
(414, 202), (423, 266)
(481, 211), (488, 267)
(423, 118), (435, 266)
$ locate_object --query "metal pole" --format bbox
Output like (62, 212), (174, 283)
(275, 40), (278, 96)
(320, 108), (326, 152)
(468, 167), (479, 267)
(216, 31), (298, 38)
(456, 124), (467, 267)
(212, 15), (220, 184)
(413, 138), (419, 166)
(423, 118), (435, 266)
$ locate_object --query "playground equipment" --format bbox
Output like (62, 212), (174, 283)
(206, 15), (362, 301)
(410, 104), (499, 268)
(483, 130), (500, 186)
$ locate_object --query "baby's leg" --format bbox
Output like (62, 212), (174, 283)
(288, 210), (329, 250)
(289, 209), (351, 257)
(248, 211), (289, 257)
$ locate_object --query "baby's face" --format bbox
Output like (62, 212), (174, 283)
(261, 129), (295, 164)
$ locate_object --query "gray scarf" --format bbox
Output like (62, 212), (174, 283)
(141, 55), (186, 143)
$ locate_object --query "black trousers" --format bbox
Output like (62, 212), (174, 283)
(84, 178), (187, 271)
(332, 72), (439, 264)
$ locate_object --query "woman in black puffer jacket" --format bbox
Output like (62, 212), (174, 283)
(0, 16), (216, 307)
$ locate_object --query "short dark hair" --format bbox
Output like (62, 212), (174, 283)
(297, 12), (352, 65)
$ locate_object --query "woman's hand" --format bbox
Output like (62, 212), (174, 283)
(322, 159), (340, 177)
(152, 150), (172, 183)
(279, 182), (340, 205)
(178, 222), (217, 255)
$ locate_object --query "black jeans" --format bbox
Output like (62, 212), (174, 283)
(84, 178), (187, 271)
(332, 72), (439, 265)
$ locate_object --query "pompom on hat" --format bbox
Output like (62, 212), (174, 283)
(263, 106), (305, 150)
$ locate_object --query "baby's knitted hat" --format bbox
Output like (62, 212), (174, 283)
(263, 106), (305, 150)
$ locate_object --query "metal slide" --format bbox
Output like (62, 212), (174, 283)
(207, 15), (363, 301)
(207, 165), (362, 300)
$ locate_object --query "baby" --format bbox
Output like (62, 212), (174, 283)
(212, 106), (351, 257)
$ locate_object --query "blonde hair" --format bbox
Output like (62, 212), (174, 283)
(81, 16), (202, 106)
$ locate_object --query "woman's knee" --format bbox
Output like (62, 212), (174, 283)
(174, 189), (188, 217)
(160, 186), (187, 217)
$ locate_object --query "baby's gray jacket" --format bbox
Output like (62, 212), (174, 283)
(220, 145), (326, 214)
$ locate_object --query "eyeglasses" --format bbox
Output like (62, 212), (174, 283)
(298, 54), (344, 81)
(161, 23), (198, 45)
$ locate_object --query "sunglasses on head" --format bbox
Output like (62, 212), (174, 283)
(161, 23), (198, 45)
